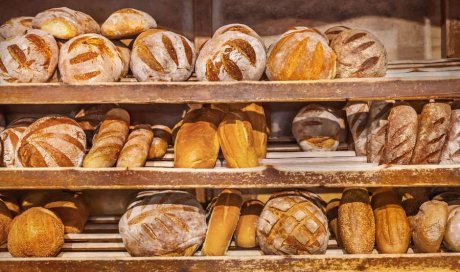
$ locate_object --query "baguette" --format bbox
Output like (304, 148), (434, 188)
(116, 125), (154, 167)
(345, 102), (369, 156)
(148, 125), (172, 159)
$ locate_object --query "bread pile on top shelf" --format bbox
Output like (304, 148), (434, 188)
(0, 6), (389, 84)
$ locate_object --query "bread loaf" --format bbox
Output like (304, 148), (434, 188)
(0, 117), (35, 167)
(213, 24), (263, 41)
(345, 102), (369, 156)
(324, 26), (350, 44)
(0, 29), (58, 83)
(101, 8), (157, 39)
(114, 42), (130, 77)
(0, 200), (12, 245)
(382, 105), (418, 164)
(74, 105), (115, 146)
(411, 103), (451, 164)
(444, 206), (460, 251)
(371, 188), (410, 253)
(218, 111), (258, 168)
(33, 7), (100, 39)
(83, 108), (130, 168)
(239, 103), (268, 159)
(234, 199), (264, 248)
(117, 125), (154, 167)
(174, 108), (222, 168)
(148, 125), (171, 159)
(59, 34), (124, 83)
(44, 192), (89, 234)
(16, 116), (86, 167)
(8, 207), (64, 257)
(366, 101), (393, 163)
(330, 29), (387, 78)
(338, 188), (375, 254)
(441, 110), (460, 164)
(119, 190), (206, 256)
(0, 17), (33, 40)
(292, 104), (345, 151)
(0, 193), (20, 216)
(266, 27), (336, 81)
(257, 191), (329, 255)
(196, 24), (266, 81)
(202, 189), (243, 255)
(326, 198), (342, 247)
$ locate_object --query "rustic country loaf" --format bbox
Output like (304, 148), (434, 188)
(43, 192), (89, 234)
(16, 116), (86, 167)
(0, 117), (36, 167)
(324, 25), (350, 44)
(382, 105), (418, 164)
(234, 199), (264, 248)
(148, 125), (172, 159)
(83, 108), (130, 168)
(202, 189), (243, 255)
(366, 100), (393, 163)
(0, 17), (33, 40)
(257, 191), (329, 255)
(292, 104), (345, 151)
(441, 109), (460, 164)
(196, 24), (266, 81)
(59, 33), (124, 83)
(235, 103), (268, 159)
(213, 23), (263, 41)
(101, 8), (157, 39)
(0, 200), (12, 245)
(444, 206), (460, 252)
(345, 102), (369, 156)
(8, 207), (64, 257)
(326, 198), (342, 247)
(0, 29), (58, 83)
(119, 190), (207, 256)
(114, 41), (131, 78)
(131, 29), (196, 82)
(338, 188), (375, 254)
(33, 7), (100, 39)
(117, 125), (154, 167)
(74, 104), (115, 146)
(266, 26), (336, 81)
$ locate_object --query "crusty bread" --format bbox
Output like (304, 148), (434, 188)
(101, 8), (157, 39)
(326, 198), (342, 248)
(74, 105), (115, 146)
(366, 100), (393, 163)
(234, 199), (264, 248)
(113, 41), (131, 78)
(266, 27), (336, 81)
(237, 103), (268, 159)
(444, 206), (460, 252)
(345, 102), (369, 156)
(0, 117), (35, 167)
(43, 192), (89, 234)
(441, 109), (460, 164)
(117, 125), (154, 167)
(0, 17), (33, 40)
(148, 125), (172, 159)
(213, 23), (263, 41)
(324, 25), (350, 44)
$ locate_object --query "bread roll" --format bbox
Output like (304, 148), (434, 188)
(324, 25), (350, 44)
(266, 27), (336, 81)
(101, 8), (157, 39)
(292, 104), (345, 151)
(218, 111), (258, 168)
(239, 103), (268, 159)
(0, 29), (58, 83)
(119, 190), (206, 256)
(33, 7), (100, 39)
(345, 102), (369, 156)
(382, 105), (418, 164)
(444, 206), (460, 251)
(234, 199), (264, 248)
(257, 191), (329, 255)
(0, 200), (12, 245)
(117, 125), (154, 167)
(0, 117), (35, 167)
(44, 192), (89, 234)
(16, 116), (86, 167)
(338, 188), (375, 254)
(59, 34), (124, 83)
(326, 198), (342, 247)
(83, 108), (130, 168)
(131, 29), (196, 82)
(8, 207), (64, 257)
(0, 17), (33, 40)
(202, 189), (243, 255)
(196, 24), (266, 81)
(371, 188), (410, 254)
(330, 29), (388, 78)
(174, 108), (222, 168)
(441, 109), (460, 164)
(148, 125), (172, 159)
(366, 101), (393, 163)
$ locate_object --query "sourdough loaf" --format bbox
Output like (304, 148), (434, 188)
(0, 117), (35, 167)
(0, 17), (33, 40)
(101, 8), (157, 39)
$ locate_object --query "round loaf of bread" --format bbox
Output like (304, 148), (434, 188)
(59, 34), (124, 83)
(44, 192), (89, 234)
(330, 29), (388, 78)
(0, 29), (58, 83)
(444, 206), (460, 251)
(119, 190), (207, 256)
(266, 27), (336, 81)
(101, 8), (157, 39)
(1, 117), (35, 167)
(213, 23), (263, 42)
(324, 25), (350, 44)
(257, 191), (329, 255)
(196, 24), (266, 81)
(33, 7), (100, 40)
(0, 17), (33, 40)
(0, 200), (12, 245)
(16, 116), (86, 167)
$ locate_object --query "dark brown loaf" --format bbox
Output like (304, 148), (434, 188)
(116, 125), (154, 167)
(441, 109), (460, 164)
(345, 102), (369, 156)
(326, 198), (342, 247)
(0, 17), (33, 40)
(366, 101), (393, 163)
(148, 125), (172, 159)
(411, 103), (451, 164)
(382, 105), (418, 164)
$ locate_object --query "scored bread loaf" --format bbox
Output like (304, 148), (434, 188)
(33, 7), (100, 39)
(345, 102), (369, 156)
(382, 105), (418, 165)
(119, 190), (207, 256)
(0, 29), (58, 83)
(101, 8), (157, 39)
(266, 27), (336, 81)
(218, 111), (258, 168)
(213, 23), (263, 41)
(16, 116), (86, 167)
(148, 125), (172, 159)
(326, 198), (342, 248)
(366, 101), (393, 163)
(0, 17), (33, 40)
(324, 25), (350, 44)
(202, 189), (243, 256)
(116, 125), (154, 167)
(59, 34), (124, 83)
(74, 105), (115, 146)
(131, 29), (196, 82)
(411, 103), (451, 164)
(441, 109), (460, 164)
(234, 199), (264, 248)
(83, 108), (130, 168)
(0, 117), (36, 167)
(43, 192), (89, 234)
(196, 24), (266, 81)
(237, 103), (268, 159)
(292, 104), (345, 151)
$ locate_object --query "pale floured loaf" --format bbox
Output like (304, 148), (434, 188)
(0, 17), (33, 40)
(101, 8), (157, 39)
(0, 117), (36, 167)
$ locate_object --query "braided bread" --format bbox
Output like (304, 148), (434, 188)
(101, 8), (157, 39)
